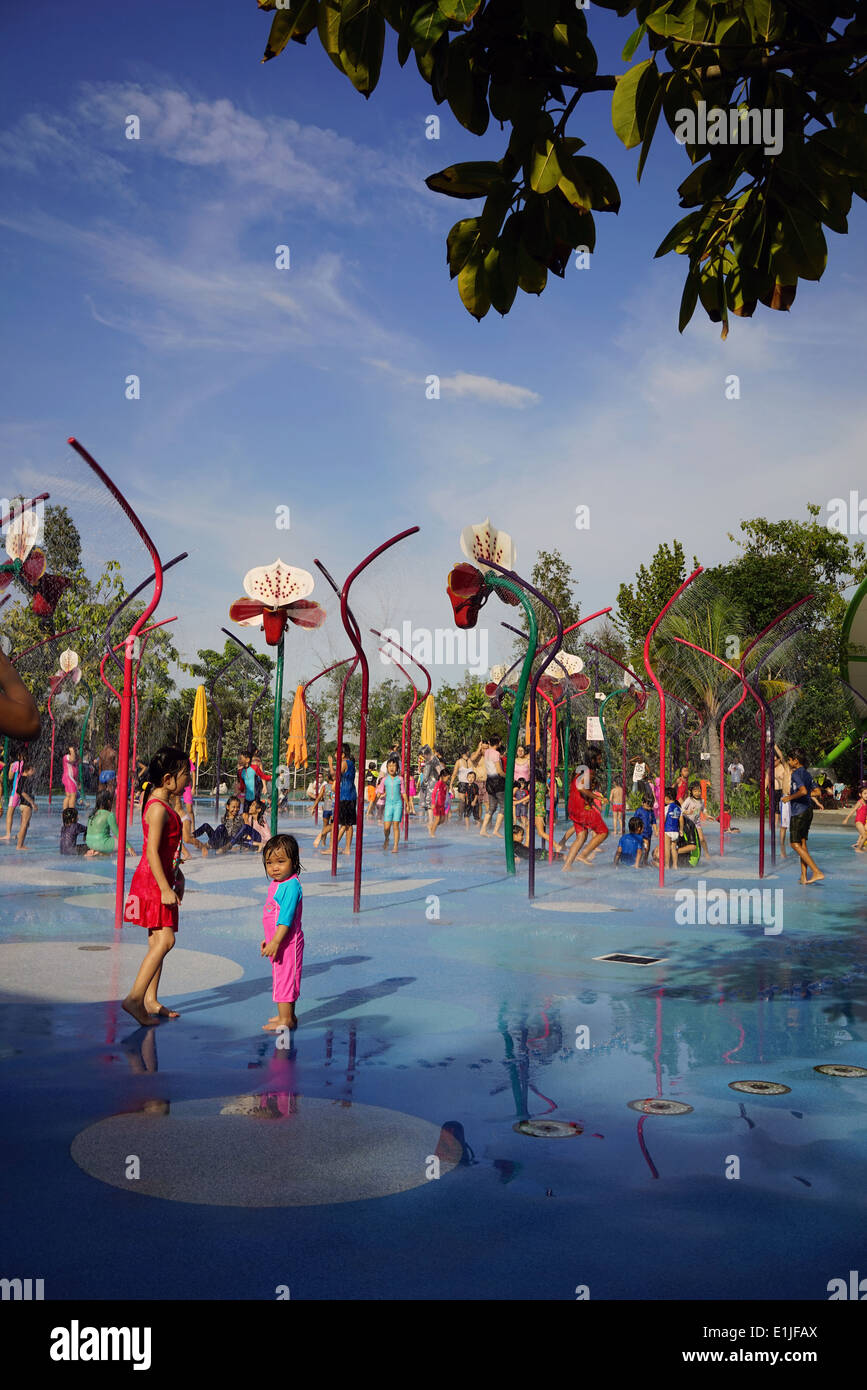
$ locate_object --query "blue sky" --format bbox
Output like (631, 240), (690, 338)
(2, 3), (865, 692)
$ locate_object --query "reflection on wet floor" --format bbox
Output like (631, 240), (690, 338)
(1, 806), (866, 1296)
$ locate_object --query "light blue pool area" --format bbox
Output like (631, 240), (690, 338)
(1, 801), (865, 1301)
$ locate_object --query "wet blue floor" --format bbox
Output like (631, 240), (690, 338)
(1, 801), (865, 1300)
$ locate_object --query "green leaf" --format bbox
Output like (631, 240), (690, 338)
(425, 161), (505, 199)
(530, 138), (562, 195)
(636, 80), (663, 181)
(568, 156), (621, 212)
(645, 1), (712, 41)
(446, 218), (484, 279)
(338, 0), (386, 96)
(612, 59), (655, 149)
(779, 205), (827, 281)
(317, 0), (347, 74)
(655, 209), (702, 258)
(437, 0), (482, 20)
(445, 36), (489, 134)
(678, 264), (700, 331)
(404, 2), (449, 54)
(457, 252), (491, 320)
(622, 21), (646, 61)
(263, 2), (321, 61)
(517, 243), (547, 295)
(485, 245), (519, 316)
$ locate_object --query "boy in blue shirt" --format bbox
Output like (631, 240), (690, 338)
(614, 815), (645, 867)
(663, 787), (684, 870)
(782, 750), (824, 884)
(634, 796), (656, 862)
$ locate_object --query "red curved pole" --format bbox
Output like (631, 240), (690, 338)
(370, 627), (430, 842)
(643, 568), (704, 886)
(673, 636), (769, 877)
(333, 527), (420, 913)
(68, 439), (164, 928)
(301, 656), (356, 826)
(129, 618), (178, 819)
(718, 596), (813, 858)
(330, 657), (360, 878)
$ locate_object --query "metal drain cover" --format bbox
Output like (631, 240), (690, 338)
(814, 1064), (867, 1078)
(595, 953), (666, 966)
(77, 945), (111, 951)
(627, 1098), (693, 1116)
(513, 1119), (583, 1138)
(729, 1080), (791, 1095)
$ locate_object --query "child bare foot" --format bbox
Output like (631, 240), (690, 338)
(122, 996), (158, 1027)
(263, 1014), (296, 1032)
(145, 1001), (180, 1018)
(805, 873), (825, 884)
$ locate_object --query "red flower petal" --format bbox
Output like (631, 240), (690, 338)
(287, 599), (326, 630)
(229, 597), (265, 624)
(32, 574), (71, 617)
(21, 548), (47, 584)
(262, 608), (288, 644)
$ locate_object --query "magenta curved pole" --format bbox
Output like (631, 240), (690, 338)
(370, 628), (430, 842)
(320, 527), (420, 912)
(301, 656), (356, 826)
(538, 689), (565, 862)
(673, 636), (769, 878)
(69, 439), (166, 929)
(643, 568), (704, 887)
(330, 655), (360, 879)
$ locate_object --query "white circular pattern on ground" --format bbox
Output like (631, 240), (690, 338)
(627, 1098), (694, 1116)
(70, 1096), (459, 1206)
(0, 942), (243, 1002)
(64, 891), (257, 914)
(531, 900), (624, 914)
(728, 1080), (791, 1095)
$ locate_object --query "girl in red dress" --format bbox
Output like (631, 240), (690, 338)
(121, 747), (189, 1027)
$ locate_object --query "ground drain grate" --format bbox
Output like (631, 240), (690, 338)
(513, 1120), (583, 1138)
(814, 1064), (867, 1078)
(729, 1080), (790, 1095)
(78, 945), (111, 951)
(594, 952), (666, 966)
(627, 1098), (693, 1115)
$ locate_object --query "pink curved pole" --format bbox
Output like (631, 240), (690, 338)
(330, 657), (360, 878)
(68, 439), (164, 929)
(643, 568), (704, 887)
(331, 527), (420, 913)
(370, 627), (430, 843)
(302, 656), (356, 826)
(47, 671), (70, 809)
(538, 689), (564, 862)
(673, 637), (768, 878)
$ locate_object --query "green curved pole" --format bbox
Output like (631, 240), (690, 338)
(271, 634), (285, 838)
(484, 573), (538, 875)
(599, 688), (636, 811)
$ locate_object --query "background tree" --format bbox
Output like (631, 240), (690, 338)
(512, 547), (580, 654)
(254, 0), (867, 330)
(616, 538), (700, 651)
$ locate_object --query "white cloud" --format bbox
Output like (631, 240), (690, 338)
(363, 358), (540, 408)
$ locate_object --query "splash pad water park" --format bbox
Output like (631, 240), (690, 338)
(1, 461), (866, 1350)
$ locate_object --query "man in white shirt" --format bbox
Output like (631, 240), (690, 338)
(728, 760), (744, 787)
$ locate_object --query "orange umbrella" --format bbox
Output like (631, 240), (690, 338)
(285, 684), (308, 767)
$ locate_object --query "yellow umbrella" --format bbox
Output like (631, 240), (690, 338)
(189, 685), (208, 793)
(524, 698), (541, 750)
(285, 684), (308, 767)
(420, 692), (436, 751)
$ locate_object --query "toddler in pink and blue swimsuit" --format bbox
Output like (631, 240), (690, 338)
(260, 834), (304, 1032)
